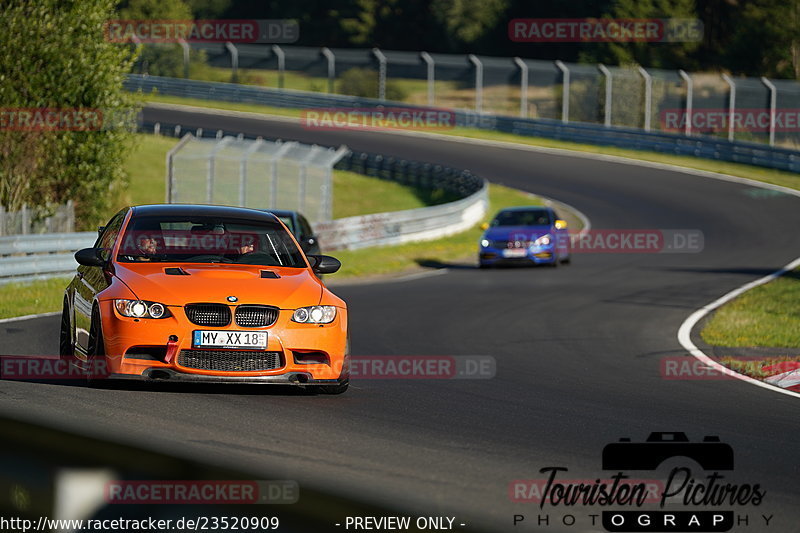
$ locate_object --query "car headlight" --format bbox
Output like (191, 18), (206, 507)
(114, 299), (171, 319)
(292, 305), (337, 324)
(534, 234), (552, 246)
(480, 239), (490, 248)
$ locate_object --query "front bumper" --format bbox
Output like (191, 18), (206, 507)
(479, 245), (557, 265)
(97, 300), (348, 382)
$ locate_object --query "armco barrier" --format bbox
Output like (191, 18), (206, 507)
(0, 232), (95, 285)
(127, 75), (800, 173)
(0, 138), (486, 282)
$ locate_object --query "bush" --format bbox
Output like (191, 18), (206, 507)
(337, 67), (408, 101)
(0, 0), (140, 228)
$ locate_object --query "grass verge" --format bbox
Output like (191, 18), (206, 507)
(719, 356), (800, 380)
(701, 269), (800, 348)
(115, 134), (452, 218)
(0, 277), (70, 320)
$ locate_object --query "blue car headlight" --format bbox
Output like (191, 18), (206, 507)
(534, 234), (552, 246)
(480, 239), (490, 248)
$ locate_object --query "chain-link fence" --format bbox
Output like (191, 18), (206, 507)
(167, 134), (349, 223)
(133, 42), (800, 149)
(0, 201), (75, 236)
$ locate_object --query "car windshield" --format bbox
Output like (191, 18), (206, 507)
(116, 215), (307, 267)
(491, 209), (551, 227)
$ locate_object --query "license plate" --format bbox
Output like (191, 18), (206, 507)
(192, 330), (267, 349)
(502, 248), (528, 258)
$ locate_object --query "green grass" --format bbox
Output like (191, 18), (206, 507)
(0, 277), (70, 319)
(142, 93), (800, 191)
(701, 269), (800, 348)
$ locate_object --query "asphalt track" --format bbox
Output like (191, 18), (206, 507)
(2, 105), (800, 532)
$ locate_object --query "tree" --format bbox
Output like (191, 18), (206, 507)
(0, 0), (139, 226)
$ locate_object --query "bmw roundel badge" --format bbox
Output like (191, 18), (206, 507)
(227, 296), (238, 303)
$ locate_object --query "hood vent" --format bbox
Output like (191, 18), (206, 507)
(164, 267), (189, 276)
(260, 270), (280, 279)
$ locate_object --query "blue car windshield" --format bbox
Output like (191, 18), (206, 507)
(491, 209), (551, 227)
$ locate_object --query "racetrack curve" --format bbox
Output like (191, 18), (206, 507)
(2, 105), (800, 532)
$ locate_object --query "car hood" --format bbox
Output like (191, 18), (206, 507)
(113, 263), (323, 309)
(483, 225), (552, 241)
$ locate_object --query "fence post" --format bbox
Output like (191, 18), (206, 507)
(555, 60), (570, 123)
(638, 67), (652, 132)
(241, 138), (264, 207)
(271, 142), (295, 209)
(272, 45), (285, 89)
(514, 57), (528, 118)
(679, 70), (693, 136)
(598, 64), (612, 127)
(721, 73), (736, 142)
(225, 42), (239, 83)
(0, 205), (5, 236)
(372, 48), (387, 101)
(66, 199), (74, 233)
(420, 52), (435, 106)
(178, 39), (190, 78)
(207, 136), (233, 204)
(468, 54), (483, 114)
(761, 77), (777, 146)
(321, 47), (335, 94)
(21, 204), (29, 235)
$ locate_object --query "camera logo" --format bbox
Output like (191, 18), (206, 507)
(602, 432), (734, 472)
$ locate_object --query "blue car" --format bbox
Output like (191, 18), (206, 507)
(478, 206), (571, 268)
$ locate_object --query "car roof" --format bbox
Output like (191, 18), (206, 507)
(130, 204), (281, 222)
(496, 206), (553, 213)
(260, 209), (297, 218)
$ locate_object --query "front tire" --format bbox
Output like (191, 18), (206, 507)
(85, 309), (106, 384)
(59, 298), (73, 360)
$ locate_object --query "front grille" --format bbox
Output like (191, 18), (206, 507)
(178, 350), (282, 372)
(492, 240), (530, 248)
(185, 304), (231, 327)
(235, 305), (279, 328)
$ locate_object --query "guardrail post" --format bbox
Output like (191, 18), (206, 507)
(420, 52), (435, 106)
(372, 48), (387, 101)
(638, 67), (652, 131)
(272, 45), (285, 89)
(761, 76), (777, 146)
(165, 133), (193, 203)
(321, 47), (335, 94)
(0, 205), (5, 236)
(514, 57), (528, 118)
(468, 55), (483, 113)
(555, 60), (570, 123)
(679, 70), (693, 136)
(178, 39), (190, 78)
(721, 74), (736, 142)
(225, 42), (239, 83)
(598, 64), (612, 127)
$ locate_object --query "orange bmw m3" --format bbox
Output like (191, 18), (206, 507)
(59, 204), (349, 394)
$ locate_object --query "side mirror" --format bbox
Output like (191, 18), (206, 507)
(75, 248), (105, 267)
(480, 222), (489, 231)
(554, 220), (568, 230)
(308, 255), (341, 275)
